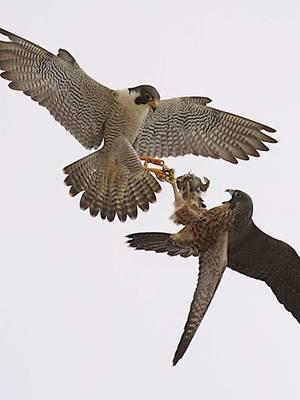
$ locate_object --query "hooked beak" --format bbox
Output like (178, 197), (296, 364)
(222, 189), (234, 204)
(149, 98), (159, 112)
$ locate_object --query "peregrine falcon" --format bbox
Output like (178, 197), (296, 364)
(0, 28), (277, 221)
(127, 176), (300, 363)
(128, 174), (243, 364)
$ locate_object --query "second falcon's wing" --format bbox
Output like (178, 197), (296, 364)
(173, 234), (228, 365)
(127, 232), (197, 257)
(229, 222), (300, 323)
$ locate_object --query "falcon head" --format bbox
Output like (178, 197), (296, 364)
(225, 189), (252, 204)
(224, 189), (253, 220)
(128, 85), (160, 111)
(224, 190), (254, 240)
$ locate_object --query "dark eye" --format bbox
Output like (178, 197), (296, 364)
(145, 93), (152, 101)
(235, 192), (241, 198)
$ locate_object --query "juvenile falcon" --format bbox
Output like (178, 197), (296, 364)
(128, 177), (300, 362)
(0, 28), (277, 221)
(129, 173), (243, 364)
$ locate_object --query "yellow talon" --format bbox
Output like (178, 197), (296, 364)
(144, 167), (165, 180)
(144, 165), (176, 183)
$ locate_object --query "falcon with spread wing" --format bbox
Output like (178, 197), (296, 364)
(127, 176), (300, 363)
(0, 28), (276, 221)
(129, 174), (242, 364)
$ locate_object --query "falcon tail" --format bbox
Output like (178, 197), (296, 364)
(64, 138), (161, 222)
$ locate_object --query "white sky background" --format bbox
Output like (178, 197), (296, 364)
(0, 1), (299, 399)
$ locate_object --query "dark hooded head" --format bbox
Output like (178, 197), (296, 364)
(224, 189), (254, 243)
(128, 84), (160, 111)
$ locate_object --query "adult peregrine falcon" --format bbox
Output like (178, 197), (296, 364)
(127, 176), (300, 363)
(0, 28), (277, 221)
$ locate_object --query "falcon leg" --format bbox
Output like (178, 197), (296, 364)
(165, 168), (184, 206)
(185, 181), (191, 202)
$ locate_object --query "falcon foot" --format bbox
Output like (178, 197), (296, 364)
(165, 168), (185, 206)
(141, 156), (174, 182)
(144, 165), (175, 182)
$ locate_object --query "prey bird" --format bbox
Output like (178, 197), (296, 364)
(129, 173), (243, 364)
(176, 172), (210, 208)
(127, 175), (300, 363)
(0, 28), (277, 221)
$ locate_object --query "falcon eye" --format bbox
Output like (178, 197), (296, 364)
(235, 192), (242, 198)
(145, 93), (152, 101)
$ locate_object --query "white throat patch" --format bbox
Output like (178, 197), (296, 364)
(116, 89), (149, 117)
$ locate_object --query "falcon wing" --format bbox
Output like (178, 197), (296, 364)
(228, 222), (300, 323)
(173, 235), (229, 365)
(126, 232), (197, 257)
(0, 28), (114, 149)
(134, 97), (276, 163)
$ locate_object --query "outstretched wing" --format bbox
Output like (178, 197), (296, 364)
(134, 97), (276, 163)
(126, 232), (197, 257)
(173, 235), (228, 365)
(228, 222), (300, 323)
(0, 28), (114, 149)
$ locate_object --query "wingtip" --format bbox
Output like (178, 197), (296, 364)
(228, 157), (238, 165)
(172, 356), (180, 366)
(259, 126), (277, 143)
(125, 235), (140, 249)
(263, 126), (276, 134)
(204, 97), (213, 104)
(0, 28), (12, 38)
(269, 136), (278, 143)
(261, 131), (277, 143)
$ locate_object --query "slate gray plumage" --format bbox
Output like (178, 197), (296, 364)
(0, 28), (277, 221)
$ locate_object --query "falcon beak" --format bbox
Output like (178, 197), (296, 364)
(149, 99), (159, 111)
(225, 189), (235, 196)
(223, 189), (234, 204)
